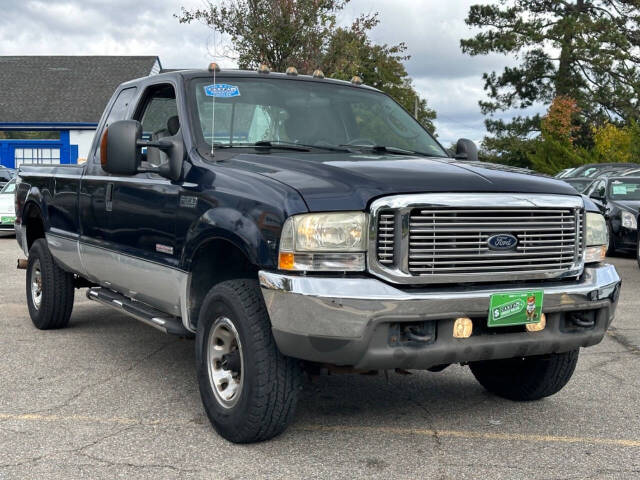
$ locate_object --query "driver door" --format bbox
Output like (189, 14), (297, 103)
(104, 83), (183, 314)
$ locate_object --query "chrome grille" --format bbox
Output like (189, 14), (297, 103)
(369, 193), (586, 285)
(377, 212), (395, 265)
(408, 208), (580, 274)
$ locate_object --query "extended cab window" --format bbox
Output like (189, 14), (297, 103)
(191, 78), (447, 157)
(95, 87), (137, 161)
(136, 84), (180, 166)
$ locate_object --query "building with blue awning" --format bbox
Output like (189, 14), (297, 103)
(0, 56), (160, 168)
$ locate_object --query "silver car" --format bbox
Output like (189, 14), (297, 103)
(0, 178), (16, 234)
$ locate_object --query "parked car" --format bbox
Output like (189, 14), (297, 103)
(565, 163), (640, 179)
(637, 228), (640, 268)
(585, 176), (640, 254)
(562, 177), (595, 193)
(0, 167), (16, 189)
(15, 67), (621, 443)
(0, 178), (16, 234)
(554, 167), (576, 178)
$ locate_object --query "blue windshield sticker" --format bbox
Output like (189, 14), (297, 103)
(204, 84), (241, 98)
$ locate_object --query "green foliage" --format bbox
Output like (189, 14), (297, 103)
(178, 1), (436, 134)
(323, 14), (436, 133)
(462, 0), (640, 155)
(591, 122), (640, 163)
(528, 136), (592, 176)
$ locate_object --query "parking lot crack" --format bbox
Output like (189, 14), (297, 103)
(606, 328), (640, 354)
(23, 340), (176, 417)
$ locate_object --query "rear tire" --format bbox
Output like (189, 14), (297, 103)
(469, 350), (579, 401)
(195, 279), (302, 443)
(26, 238), (75, 329)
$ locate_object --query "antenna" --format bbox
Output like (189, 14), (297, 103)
(208, 63), (220, 156)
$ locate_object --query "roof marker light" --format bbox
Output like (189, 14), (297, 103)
(351, 75), (363, 85)
(257, 64), (271, 74)
(285, 66), (298, 76)
(208, 62), (220, 73)
(312, 69), (325, 79)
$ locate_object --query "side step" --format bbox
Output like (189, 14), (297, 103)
(87, 287), (190, 336)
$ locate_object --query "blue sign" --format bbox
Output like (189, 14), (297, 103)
(487, 234), (518, 250)
(204, 84), (241, 98)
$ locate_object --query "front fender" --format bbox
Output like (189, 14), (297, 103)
(181, 206), (282, 270)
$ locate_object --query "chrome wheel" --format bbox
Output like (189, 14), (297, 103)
(207, 316), (244, 408)
(30, 259), (42, 310)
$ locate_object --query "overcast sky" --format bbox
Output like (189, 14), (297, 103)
(0, 0), (539, 146)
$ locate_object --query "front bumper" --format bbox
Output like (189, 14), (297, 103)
(259, 264), (621, 369)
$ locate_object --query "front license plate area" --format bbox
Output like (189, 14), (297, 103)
(1, 216), (15, 225)
(488, 291), (544, 327)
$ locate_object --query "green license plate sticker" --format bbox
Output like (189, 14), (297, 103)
(488, 291), (544, 327)
(0, 216), (15, 225)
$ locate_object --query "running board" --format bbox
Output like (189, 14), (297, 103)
(87, 287), (190, 336)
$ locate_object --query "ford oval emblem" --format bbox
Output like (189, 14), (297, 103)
(487, 234), (518, 250)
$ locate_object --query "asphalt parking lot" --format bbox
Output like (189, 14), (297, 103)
(0, 236), (638, 479)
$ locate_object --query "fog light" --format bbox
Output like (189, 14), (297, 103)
(453, 317), (473, 338)
(526, 313), (546, 332)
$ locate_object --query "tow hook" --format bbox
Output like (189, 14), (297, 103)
(17, 258), (27, 270)
(569, 312), (596, 328)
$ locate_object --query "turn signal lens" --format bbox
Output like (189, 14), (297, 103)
(526, 313), (546, 332)
(278, 252), (295, 270)
(453, 317), (473, 338)
(585, 245), (607, 263)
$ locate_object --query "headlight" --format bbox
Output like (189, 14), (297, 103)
(621, 211), (637, 230)
(279, 212), (367, 271)
(585, 212), (608, 263)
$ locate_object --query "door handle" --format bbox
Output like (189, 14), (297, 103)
(105, 183), (113, 212)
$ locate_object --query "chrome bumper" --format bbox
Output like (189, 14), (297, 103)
(259, 264), (621, 368)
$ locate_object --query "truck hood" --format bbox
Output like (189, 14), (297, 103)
(0, 193), (13, 215)
(227, 153), (579, 211)
(613, 200), (640, 213)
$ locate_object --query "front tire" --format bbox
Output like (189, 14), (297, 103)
(196, 279), (302, 443)
(469, 350), (579, 401)
(26, 238), (75, 329)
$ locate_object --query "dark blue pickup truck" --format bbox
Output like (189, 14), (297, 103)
(14, 66), (621, 443)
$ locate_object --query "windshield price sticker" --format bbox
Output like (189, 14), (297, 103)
(204, 84), (241, 98)
(488, 291), (544, 327)
(612, 184), (627, 195)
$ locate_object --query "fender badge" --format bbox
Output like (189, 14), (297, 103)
(156, 244), (174, 255)
(487, 234), (518, 250)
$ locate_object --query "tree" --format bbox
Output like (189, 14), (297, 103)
(592, 122), (636, 163)
(177, 1), (436, 133)
(323, 14), (436, 132)
(461, 0), (640, 150)
(529, 96), (591, 174)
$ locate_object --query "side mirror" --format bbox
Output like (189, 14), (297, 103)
(101, 120), (142, 175)
(101, 120), (185, 182)
(454, 138), (478, 162)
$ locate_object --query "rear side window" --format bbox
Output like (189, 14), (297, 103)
(94, 87), (137, 161)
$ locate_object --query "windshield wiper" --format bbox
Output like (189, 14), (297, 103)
(340, 144), (431, 157)
(252, 141), (311, 152)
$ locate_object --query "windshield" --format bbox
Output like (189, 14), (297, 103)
(190, 77), (447, 157)
(609, 179), (640, 200)
(0, 179), (16, 194)
(565, 179), (592, 192)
